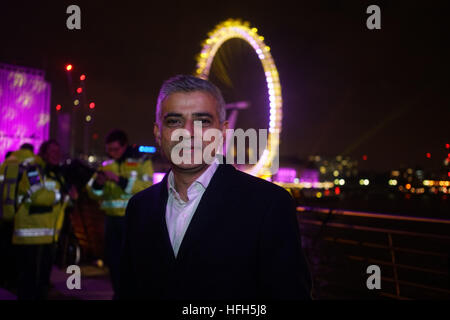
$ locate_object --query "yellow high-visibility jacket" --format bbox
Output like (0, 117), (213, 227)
(4, 151), (69, 245)
(1, 149), (40, 222)
(86, 149), (153, 217)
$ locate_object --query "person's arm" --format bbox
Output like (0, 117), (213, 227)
(104, 159), (153, 194)
(118, 196), (139, 299)
(258, 189), (313, 300)
(85, 171), (106, 200)
(131, 159), (154, 194)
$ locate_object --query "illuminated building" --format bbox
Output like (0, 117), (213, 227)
(309, 155), (359, 181)
(0, 63), (50, 160)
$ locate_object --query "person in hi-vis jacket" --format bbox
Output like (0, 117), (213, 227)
(7, 140), (78, 300)
(86, 129), (153, 299)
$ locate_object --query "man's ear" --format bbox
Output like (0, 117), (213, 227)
(154, 122), (161, 146)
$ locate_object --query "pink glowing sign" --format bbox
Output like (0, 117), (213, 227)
(0, 63), (51, 160)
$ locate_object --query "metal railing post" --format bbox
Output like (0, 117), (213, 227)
(387, 233), (400, 298)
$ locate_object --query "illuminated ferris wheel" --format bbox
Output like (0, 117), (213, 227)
(195, 19), (282, 178)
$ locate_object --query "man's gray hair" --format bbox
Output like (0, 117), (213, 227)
(155, 75), (226, 124)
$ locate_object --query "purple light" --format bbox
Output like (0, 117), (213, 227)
(153, 172), (166, 184)
(101, 160), (111, 167)
(299, 169), (320, 184)
(274, 168), (297, 183)
(0, 63), (50, 160)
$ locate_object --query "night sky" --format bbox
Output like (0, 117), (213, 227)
(1, 0), (449, 172)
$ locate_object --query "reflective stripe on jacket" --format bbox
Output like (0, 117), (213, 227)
(86, 154), (153, 217)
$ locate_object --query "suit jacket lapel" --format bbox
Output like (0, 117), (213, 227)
(175, 164), (234, 261)
(154, 172), (177, 263)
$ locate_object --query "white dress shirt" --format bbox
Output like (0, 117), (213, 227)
(165, 159), (219, 257)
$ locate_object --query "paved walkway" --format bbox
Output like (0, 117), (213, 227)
(0, 264), (113, 300)
(49, 265), (113, 300)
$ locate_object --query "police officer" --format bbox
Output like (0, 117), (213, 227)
(12, 140), (77, 300)
(0, 143), (35, 293)
(86, 129), (153, 299)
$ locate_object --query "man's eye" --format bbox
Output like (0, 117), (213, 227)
(165, 119), (181, 126)
(199, 118), (211, 125)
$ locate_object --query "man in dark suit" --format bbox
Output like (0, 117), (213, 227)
(119, 75), (312, 300)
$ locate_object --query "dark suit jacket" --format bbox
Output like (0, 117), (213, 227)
(119, 163), (312, 300)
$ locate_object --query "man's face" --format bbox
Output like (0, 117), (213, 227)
(106, 141), (127, 160)
(154, 91), (228, 173)
(44, 143), (61, 166)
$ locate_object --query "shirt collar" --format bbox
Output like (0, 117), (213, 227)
(167, 156), (220, 197)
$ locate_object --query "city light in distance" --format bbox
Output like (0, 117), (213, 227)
(66, 64), (72, 71)
(423, 180), (450, 187)
(359, 179), (370, 186)
(89, 102), (95, 109)
(80, 74), (86, 81)
(76, 87), (82, 94)
(55, 104), (61, 111)
(388, 179), (398, 186)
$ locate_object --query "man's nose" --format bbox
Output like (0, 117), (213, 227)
(183, 120), (199, 137)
